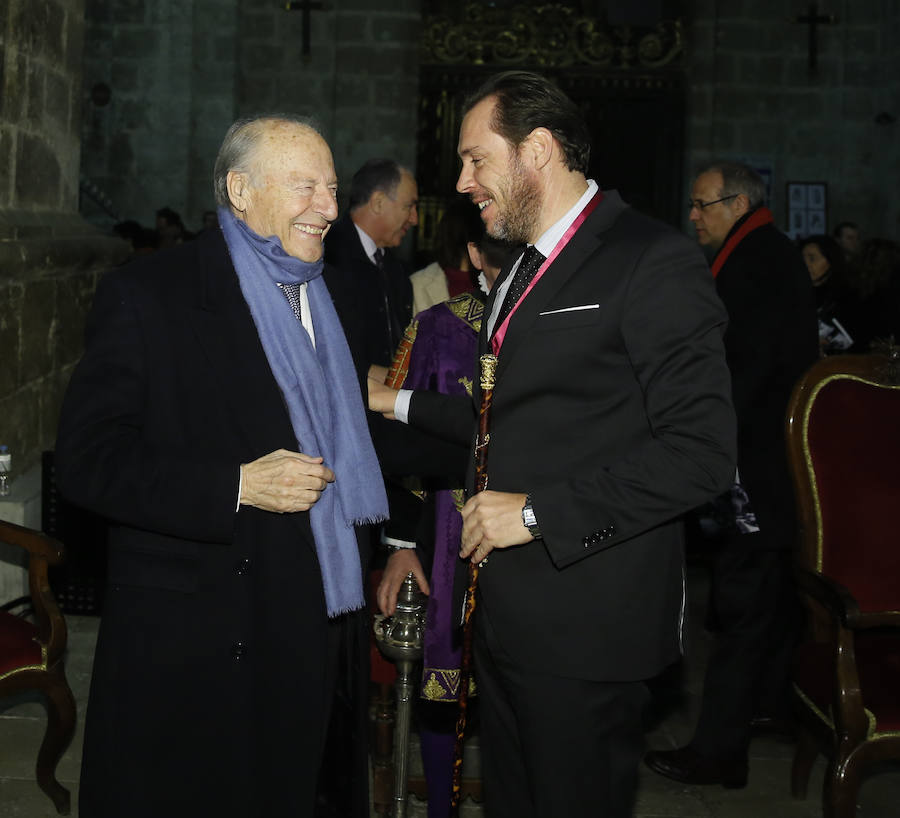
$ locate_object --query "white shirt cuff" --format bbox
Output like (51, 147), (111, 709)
(394, 389), (413, 424)
(382, 534), (416, 549)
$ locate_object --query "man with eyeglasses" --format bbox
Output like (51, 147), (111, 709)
(645, 161), (818, 789)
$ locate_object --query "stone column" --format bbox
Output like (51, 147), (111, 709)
(1, 0), (127, 551)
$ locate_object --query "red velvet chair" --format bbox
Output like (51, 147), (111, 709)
(785, 348), (900, 818)
(0, 519), (76, 814)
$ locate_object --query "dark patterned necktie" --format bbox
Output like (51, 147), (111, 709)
(278, 282), (304, 322)
(493, 245), (546, 334)
(372, 247), (401, 354)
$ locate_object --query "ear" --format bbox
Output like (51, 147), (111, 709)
(370, 190), (385, 215)
(226, 171), (251, 213)
(733, 193), (751, 218)
(522, 127), (555, 171)
(467, 241), (483, 271)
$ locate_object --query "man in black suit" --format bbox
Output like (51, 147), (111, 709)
(645, 161), (818, 788)
(373, 71), (736, 818)
(324, 158), (417, 368)
(55, 116), (385, 818)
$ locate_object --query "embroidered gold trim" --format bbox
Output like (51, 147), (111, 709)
(420, 668), (478, 700)
(444, 293), (484, 334)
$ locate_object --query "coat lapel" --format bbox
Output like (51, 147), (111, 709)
(190, 230), (296, 457)
(490, 191), (629, 383)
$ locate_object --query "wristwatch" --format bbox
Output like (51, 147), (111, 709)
(522, 494), (542, 540)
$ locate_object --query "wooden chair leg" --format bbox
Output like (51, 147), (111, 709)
(791, 728), (818, 799)
(371, 681), (396, 818)
(36, 669), (76, 815)
(825, 749), (863, 818)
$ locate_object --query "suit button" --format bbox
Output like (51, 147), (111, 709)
(232, 641), (246, 660)
(235, 558), (251, 575)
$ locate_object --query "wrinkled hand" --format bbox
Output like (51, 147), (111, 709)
(377, 549), (430, 616)
(240, 449), (335, 513)
(367, 364), (399, 418)
(460, 490), (532, 564)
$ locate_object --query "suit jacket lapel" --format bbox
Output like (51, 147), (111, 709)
(190, 230), (296, 456)
(490, 191), (629, 382)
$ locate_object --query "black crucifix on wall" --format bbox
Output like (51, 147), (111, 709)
(285, 0), (324, 56)
(791, 2), (838, 74)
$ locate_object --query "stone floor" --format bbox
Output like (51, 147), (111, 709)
(2, 563), (899, 817)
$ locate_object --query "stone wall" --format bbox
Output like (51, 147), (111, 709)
(684, 0), (899, 239)
(80, 0), (422, 232)
(1, 0), (127, 478)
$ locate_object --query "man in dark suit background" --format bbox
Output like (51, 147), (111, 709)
(372, 71), (736, 818)
(55, 115), (385, 818)
(646, 161), (818, 788)
(324, 158), (418, 368)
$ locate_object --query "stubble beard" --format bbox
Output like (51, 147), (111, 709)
(489, 152), (540, 245)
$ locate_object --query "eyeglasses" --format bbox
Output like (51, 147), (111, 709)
(687, 195), (738, 211)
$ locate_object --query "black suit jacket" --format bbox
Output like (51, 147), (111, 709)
(55, 228), (369, 816)
(324, 214), (413, 367)
(714, 214), (819, 548)
(413, 191), (736, 682)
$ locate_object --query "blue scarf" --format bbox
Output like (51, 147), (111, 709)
(218, 207), (387, 616)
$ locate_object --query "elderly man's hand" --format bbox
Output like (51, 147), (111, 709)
(376, 549), (430, 616)
(367, 365), (399, 418)
(240, 449), (335, 513)
(460, 490), (533, 564)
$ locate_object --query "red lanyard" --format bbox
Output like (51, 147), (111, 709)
(491, 189), (604, 354)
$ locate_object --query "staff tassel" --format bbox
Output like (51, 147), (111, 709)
(450, 352), (498, 815)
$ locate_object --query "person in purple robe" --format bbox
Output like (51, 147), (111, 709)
(374, 230), (511, 818)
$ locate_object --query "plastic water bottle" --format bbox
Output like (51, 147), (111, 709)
(0, 445), (10, 497)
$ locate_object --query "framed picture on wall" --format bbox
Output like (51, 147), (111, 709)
(786, 182), (827, 240)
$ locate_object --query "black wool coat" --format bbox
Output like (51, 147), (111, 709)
(56, 228), (371, 818)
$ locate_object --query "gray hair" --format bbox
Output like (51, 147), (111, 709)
(212, 114), (321, 207)
(697, 160), (767, 210)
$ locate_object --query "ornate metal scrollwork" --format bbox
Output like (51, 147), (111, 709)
(422, 4), (683, 69)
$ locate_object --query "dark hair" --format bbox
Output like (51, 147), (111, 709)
(433, 198), (484, 270)
(696, 160), (766, 209)
(832, 221), (859, 238)
(155, 207), (183, 228)
(476, 234), (515, 271)
(798, 234), (845, 274)
(212, 114), (321, 207)
(463, 71), (591, 175)
(348, 158), (410, 211)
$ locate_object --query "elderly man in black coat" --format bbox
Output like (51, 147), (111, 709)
(646, 160), (819, 788)
(56, 116), (385, 818)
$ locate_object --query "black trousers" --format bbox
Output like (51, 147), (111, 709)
(474, 601), (649, 818)
(689, 532), (798, 761)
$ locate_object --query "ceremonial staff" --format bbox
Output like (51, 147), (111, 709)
(450, 352), (498, 815)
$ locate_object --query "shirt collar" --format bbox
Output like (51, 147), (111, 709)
(353, 222), (380, 265)
(532, 179), (599, 257)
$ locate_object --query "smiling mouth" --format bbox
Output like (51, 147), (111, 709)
(477, 198), (493, 212)
(295, 224), (325, 236)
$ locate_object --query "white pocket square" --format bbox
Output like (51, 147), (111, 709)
(539, 304), (600, 316)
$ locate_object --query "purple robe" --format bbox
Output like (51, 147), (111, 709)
(400, 292), (483, 703)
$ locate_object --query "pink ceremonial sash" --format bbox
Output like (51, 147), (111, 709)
(491, 189), (604, 354)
